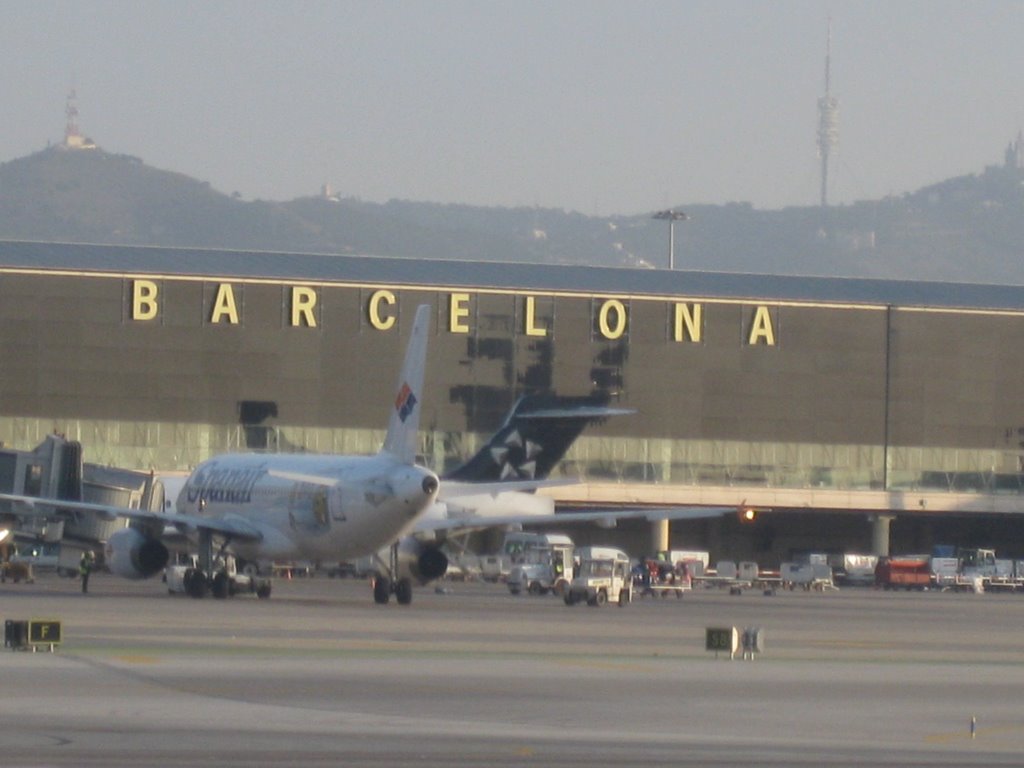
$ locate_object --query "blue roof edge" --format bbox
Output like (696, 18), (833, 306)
(0, 239), (1021, 312)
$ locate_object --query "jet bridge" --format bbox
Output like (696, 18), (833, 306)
(0, 435), (164, 571)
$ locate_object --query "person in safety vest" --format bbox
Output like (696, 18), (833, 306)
(79, 550), (95, 594)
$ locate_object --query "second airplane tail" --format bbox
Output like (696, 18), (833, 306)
(444, 394), (632, 482)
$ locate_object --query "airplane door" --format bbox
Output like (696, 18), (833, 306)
(328, 484), (346, 522)
(287, 484), (331, 536)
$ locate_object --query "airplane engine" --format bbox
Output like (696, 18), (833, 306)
(105, 527), (169, 580)
(397, 537), (448, 584)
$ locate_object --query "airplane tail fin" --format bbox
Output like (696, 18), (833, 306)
(381, 304), (431, 464)
(443, 394), (633, 482)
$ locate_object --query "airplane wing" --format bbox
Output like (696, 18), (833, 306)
(0, 492), (263, 543)
(440, 478), (576, 496)
(266, 470), (574, 496)
(413, 504), (735, 536)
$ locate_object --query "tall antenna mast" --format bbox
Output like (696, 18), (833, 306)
(64, 89), (80, 145)
(817, 18), (839, 207)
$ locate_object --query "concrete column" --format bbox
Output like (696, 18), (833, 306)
(650, 519), (669, 554)
(871, 515), (894, 557)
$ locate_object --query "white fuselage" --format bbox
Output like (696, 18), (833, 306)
(176, 452), (439, 562)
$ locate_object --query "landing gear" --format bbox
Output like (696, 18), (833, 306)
(371, 542), (415, 605)
(372, 574), (414, 605)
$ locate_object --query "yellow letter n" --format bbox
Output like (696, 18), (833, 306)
(673, 303), (702, 343)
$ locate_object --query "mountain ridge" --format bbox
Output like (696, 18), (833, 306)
(2, 145), (1023, 283)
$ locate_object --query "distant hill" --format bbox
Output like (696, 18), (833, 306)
(2, 145), (1024, 283)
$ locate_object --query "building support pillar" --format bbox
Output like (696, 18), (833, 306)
(650, 518), (669, 554)
(870, 515), (894, 557)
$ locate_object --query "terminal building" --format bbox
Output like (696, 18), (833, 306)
(2, 240), (1024, 562)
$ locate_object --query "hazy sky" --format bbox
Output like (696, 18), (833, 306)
(2, 1), (1023, 215)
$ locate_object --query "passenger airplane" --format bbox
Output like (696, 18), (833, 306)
(0, 304), (443, 604)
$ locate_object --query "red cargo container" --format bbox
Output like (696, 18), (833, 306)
(874, 557), (931, 590)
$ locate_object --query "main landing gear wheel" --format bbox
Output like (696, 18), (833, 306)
(185, 569), (209, 599)
(395, 577), (413, 605)
(373, 575), (392, 605)
(212, 570), (230, 599)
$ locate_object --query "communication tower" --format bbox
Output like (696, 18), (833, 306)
(62, 89), (95, 150)
(1005, 130), (1024, 170)
(64, 89), (82, 147)
(816, 20), (839, 207)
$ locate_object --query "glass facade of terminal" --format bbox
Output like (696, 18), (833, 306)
(1, 264), (1023, 499)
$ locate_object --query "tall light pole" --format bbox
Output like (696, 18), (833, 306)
(652, 210), (688, 270)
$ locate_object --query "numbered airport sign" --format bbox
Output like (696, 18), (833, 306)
(705, 626), (738, 658)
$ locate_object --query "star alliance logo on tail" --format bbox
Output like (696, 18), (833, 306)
(488, 428), (541, 478)
(395, 382), (418, 423)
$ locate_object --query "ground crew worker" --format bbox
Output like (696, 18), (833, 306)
(79, 550), (94, 593)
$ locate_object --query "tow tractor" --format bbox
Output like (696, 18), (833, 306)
(166, 552), (271, 599)
(564, 546), (633, 607)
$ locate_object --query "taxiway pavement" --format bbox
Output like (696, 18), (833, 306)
(1, 573), (1023, 766)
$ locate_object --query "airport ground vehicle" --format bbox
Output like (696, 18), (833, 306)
(635, 556), (694, 598)
(957, 548), (998, 580)
(828, 553), (878, 586)
(874, 556), (932, 590)
(506, 533), (574, 596)
(657, 550), (709, 577)
(166, 554), (269, 598)
(932, 548), (1022, 592)
(564, 547), (633, 607)
(480, 554), (509, 582)
(0, 560), (33, 583)
(780, 561), (837, 590)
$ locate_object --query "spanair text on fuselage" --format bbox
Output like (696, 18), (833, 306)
(177, 453), (439, 562)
